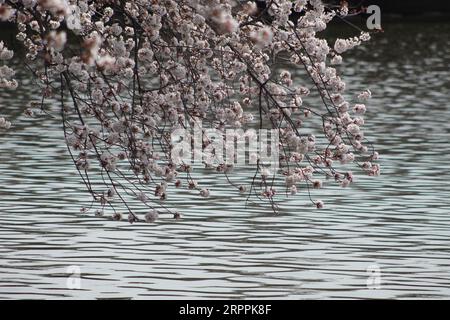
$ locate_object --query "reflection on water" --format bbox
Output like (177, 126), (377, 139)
(1, 22), (450, 299)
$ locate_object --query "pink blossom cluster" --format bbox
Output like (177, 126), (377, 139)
(0, 41), (16, 90)
(0, 0), (380, 221)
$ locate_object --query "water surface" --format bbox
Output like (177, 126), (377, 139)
(1, 22), (450, 299)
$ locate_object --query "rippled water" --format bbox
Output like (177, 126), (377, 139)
(1, 22), (450, 299)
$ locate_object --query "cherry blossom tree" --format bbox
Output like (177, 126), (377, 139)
(0, 0), (380, 223)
